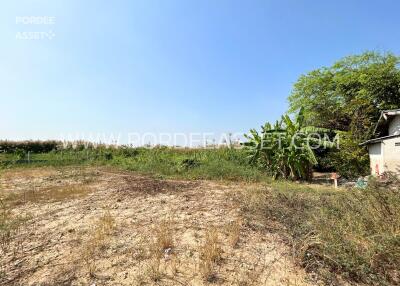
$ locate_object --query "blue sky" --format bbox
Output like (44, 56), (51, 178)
(1, 0), (400, 144)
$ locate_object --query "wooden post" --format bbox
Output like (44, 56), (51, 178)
(330, 172), (338, 188)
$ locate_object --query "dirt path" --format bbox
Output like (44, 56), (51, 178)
(0, 167), (312, 285)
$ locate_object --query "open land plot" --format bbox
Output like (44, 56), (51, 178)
(0, 166), (312, 286)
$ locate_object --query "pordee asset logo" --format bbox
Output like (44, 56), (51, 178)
(15, 16), (56, 40)
(16, 31), (56, 40)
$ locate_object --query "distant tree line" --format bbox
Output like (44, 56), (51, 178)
(0, 140), (110, 153)
(0, 140), (61, 153)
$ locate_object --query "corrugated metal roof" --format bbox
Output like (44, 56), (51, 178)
(373, 109), (400, 135)
(360, 134), (400, 146)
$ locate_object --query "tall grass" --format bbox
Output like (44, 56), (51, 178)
(110, 147), (264, 182)
(0, 147), (263, 181)
(241, 178), (400, 285)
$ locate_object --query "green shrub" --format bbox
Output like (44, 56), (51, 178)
(104, 152), (113, 161)
(13, 149), (26, 161)
(180, 158), (200, 170)
(118, 147), (140, 157)
(329, 133), (370, 178)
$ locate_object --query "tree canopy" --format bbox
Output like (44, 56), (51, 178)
(288, 51), (400, 141)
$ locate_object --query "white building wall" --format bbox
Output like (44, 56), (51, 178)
(382, 137), (400, 173)
(368, 143), (384, 175)
(388, 115), (400, 135)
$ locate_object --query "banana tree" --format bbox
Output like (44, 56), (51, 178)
(243, 107), (335, 180)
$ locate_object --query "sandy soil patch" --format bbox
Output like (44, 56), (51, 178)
(0, 167), (313, 285)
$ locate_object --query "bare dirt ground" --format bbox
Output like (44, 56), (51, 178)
(0, 166), (313, 286)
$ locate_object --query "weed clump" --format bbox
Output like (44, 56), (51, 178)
(199, 227), (222, 282)
(151, 218), (174, 258)
(134, 219), (177, 283)
(81, 210), (115, 276)
(180, 158), (200, 170)
(225, 219), (241, 248)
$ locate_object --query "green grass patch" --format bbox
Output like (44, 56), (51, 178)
(109, 147), (264, 182)
(0, 147), (264, 182)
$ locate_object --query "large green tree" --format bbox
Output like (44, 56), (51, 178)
(288, 51), (400, 141)
(288, 51), (400, 177)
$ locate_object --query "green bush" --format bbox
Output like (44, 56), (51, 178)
(180, 158), (200, 170)
(329, 133), (370, 178)
(104, 152), (113, 161)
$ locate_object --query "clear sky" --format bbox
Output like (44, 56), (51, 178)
(1, 0), (400, 144)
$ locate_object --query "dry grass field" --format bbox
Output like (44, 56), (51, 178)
(0, 166), (312, 286)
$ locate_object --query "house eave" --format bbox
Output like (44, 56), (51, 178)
(373, 109), (400, 135)
(360, 134), (400, 146)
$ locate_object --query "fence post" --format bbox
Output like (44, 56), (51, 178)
(331, 172), (338, 188)
(28, 151), (30, 163)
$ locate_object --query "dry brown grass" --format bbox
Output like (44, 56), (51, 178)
(81, 210), (115, 276)
(152, 218), (175, 258)
(2, 184), (93, 207)
(133, 236), (150, 261)
(140, 218), (176, 282)
(225, 219), (242, 248)
(168, 253), (181, 276)
(199, 227), (223, 282)
(0, 199), (13, 252)
(234, 269), (260, 286)
(240, 178), (400, 285)
(0, 198), (31, 284)
(132, 270), (146, 286)
(0, 166), (312, 285)
(0, 198), (28, 254)
(145, 257), (163, 282)
(1, 168), (57, 180)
